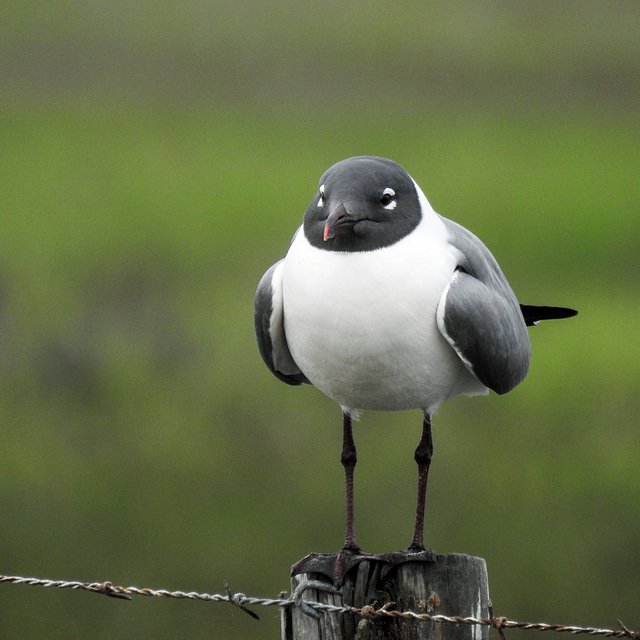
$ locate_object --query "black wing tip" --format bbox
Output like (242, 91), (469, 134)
(520, 304), (578, 326)
(558, 307), (578, 318)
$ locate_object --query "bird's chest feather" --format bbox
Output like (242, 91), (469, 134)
(281, 227), (478, 411)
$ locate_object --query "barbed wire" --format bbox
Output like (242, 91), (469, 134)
(1, 573), (638, 638)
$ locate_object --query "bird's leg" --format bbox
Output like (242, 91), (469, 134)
(292, 411), (435, 584)
(409, 413), (433, 551)
(375, 413), (435, 578)
(291, 411), (374, 585)
(341, 411), (360, 551)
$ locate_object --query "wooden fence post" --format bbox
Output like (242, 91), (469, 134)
(281, 553), (490, 640)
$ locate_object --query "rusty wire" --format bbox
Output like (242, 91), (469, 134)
(1, 573), (638, 638)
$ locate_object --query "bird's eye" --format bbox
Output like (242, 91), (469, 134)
(380, 187), (396, 210)
(317, 184), (325, 207)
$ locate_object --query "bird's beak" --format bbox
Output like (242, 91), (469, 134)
(323, 204), (356, 241)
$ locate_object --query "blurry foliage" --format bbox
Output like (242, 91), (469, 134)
(0, 1), (639, 639)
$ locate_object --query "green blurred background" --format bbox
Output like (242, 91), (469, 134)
(1, 1), (639, 638)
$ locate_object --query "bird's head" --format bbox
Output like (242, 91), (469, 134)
(302, 156), (424, 252)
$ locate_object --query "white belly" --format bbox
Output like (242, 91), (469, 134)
(282, 222), (487, 413)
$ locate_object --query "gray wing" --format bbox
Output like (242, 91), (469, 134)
(254, 259), (309, 386)
(436, 217), (531, 395)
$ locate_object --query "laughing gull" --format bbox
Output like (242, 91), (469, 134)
(254, 156), (577, 583)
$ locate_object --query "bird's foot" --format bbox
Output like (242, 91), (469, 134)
(292, 546), (436, 586)
(377, 546), (437, 580)
(291, 547), (377, 586)
(378, 547), (436, 579)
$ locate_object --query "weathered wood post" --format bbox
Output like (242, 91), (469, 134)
(281, 553), (489, 640)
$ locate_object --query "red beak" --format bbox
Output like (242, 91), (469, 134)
(323, 205), (355, 241)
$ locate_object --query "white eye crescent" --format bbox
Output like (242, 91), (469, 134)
(381, 187), (396, 210)
(317, 184), (325, 207)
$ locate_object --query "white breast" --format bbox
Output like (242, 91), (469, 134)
(281, 214), (488, 413)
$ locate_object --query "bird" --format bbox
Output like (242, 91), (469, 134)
(254, 155), (577, 584)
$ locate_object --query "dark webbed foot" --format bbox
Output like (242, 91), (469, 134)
(377, 547), (436, 580)
(291, 548), (378, 586)
(292, 546), (436, 586)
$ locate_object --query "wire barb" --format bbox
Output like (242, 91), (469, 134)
(94, 581), (132, 600)
(617, 620), (640, 640)
(224, 580), (260, 620)
(490, 599), (509, 640)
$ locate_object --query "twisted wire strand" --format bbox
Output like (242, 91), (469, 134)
(1, 574), (638, 638)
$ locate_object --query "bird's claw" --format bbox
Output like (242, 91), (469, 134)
(377, 547), (436, 580)
(292, 548), (378, 586)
